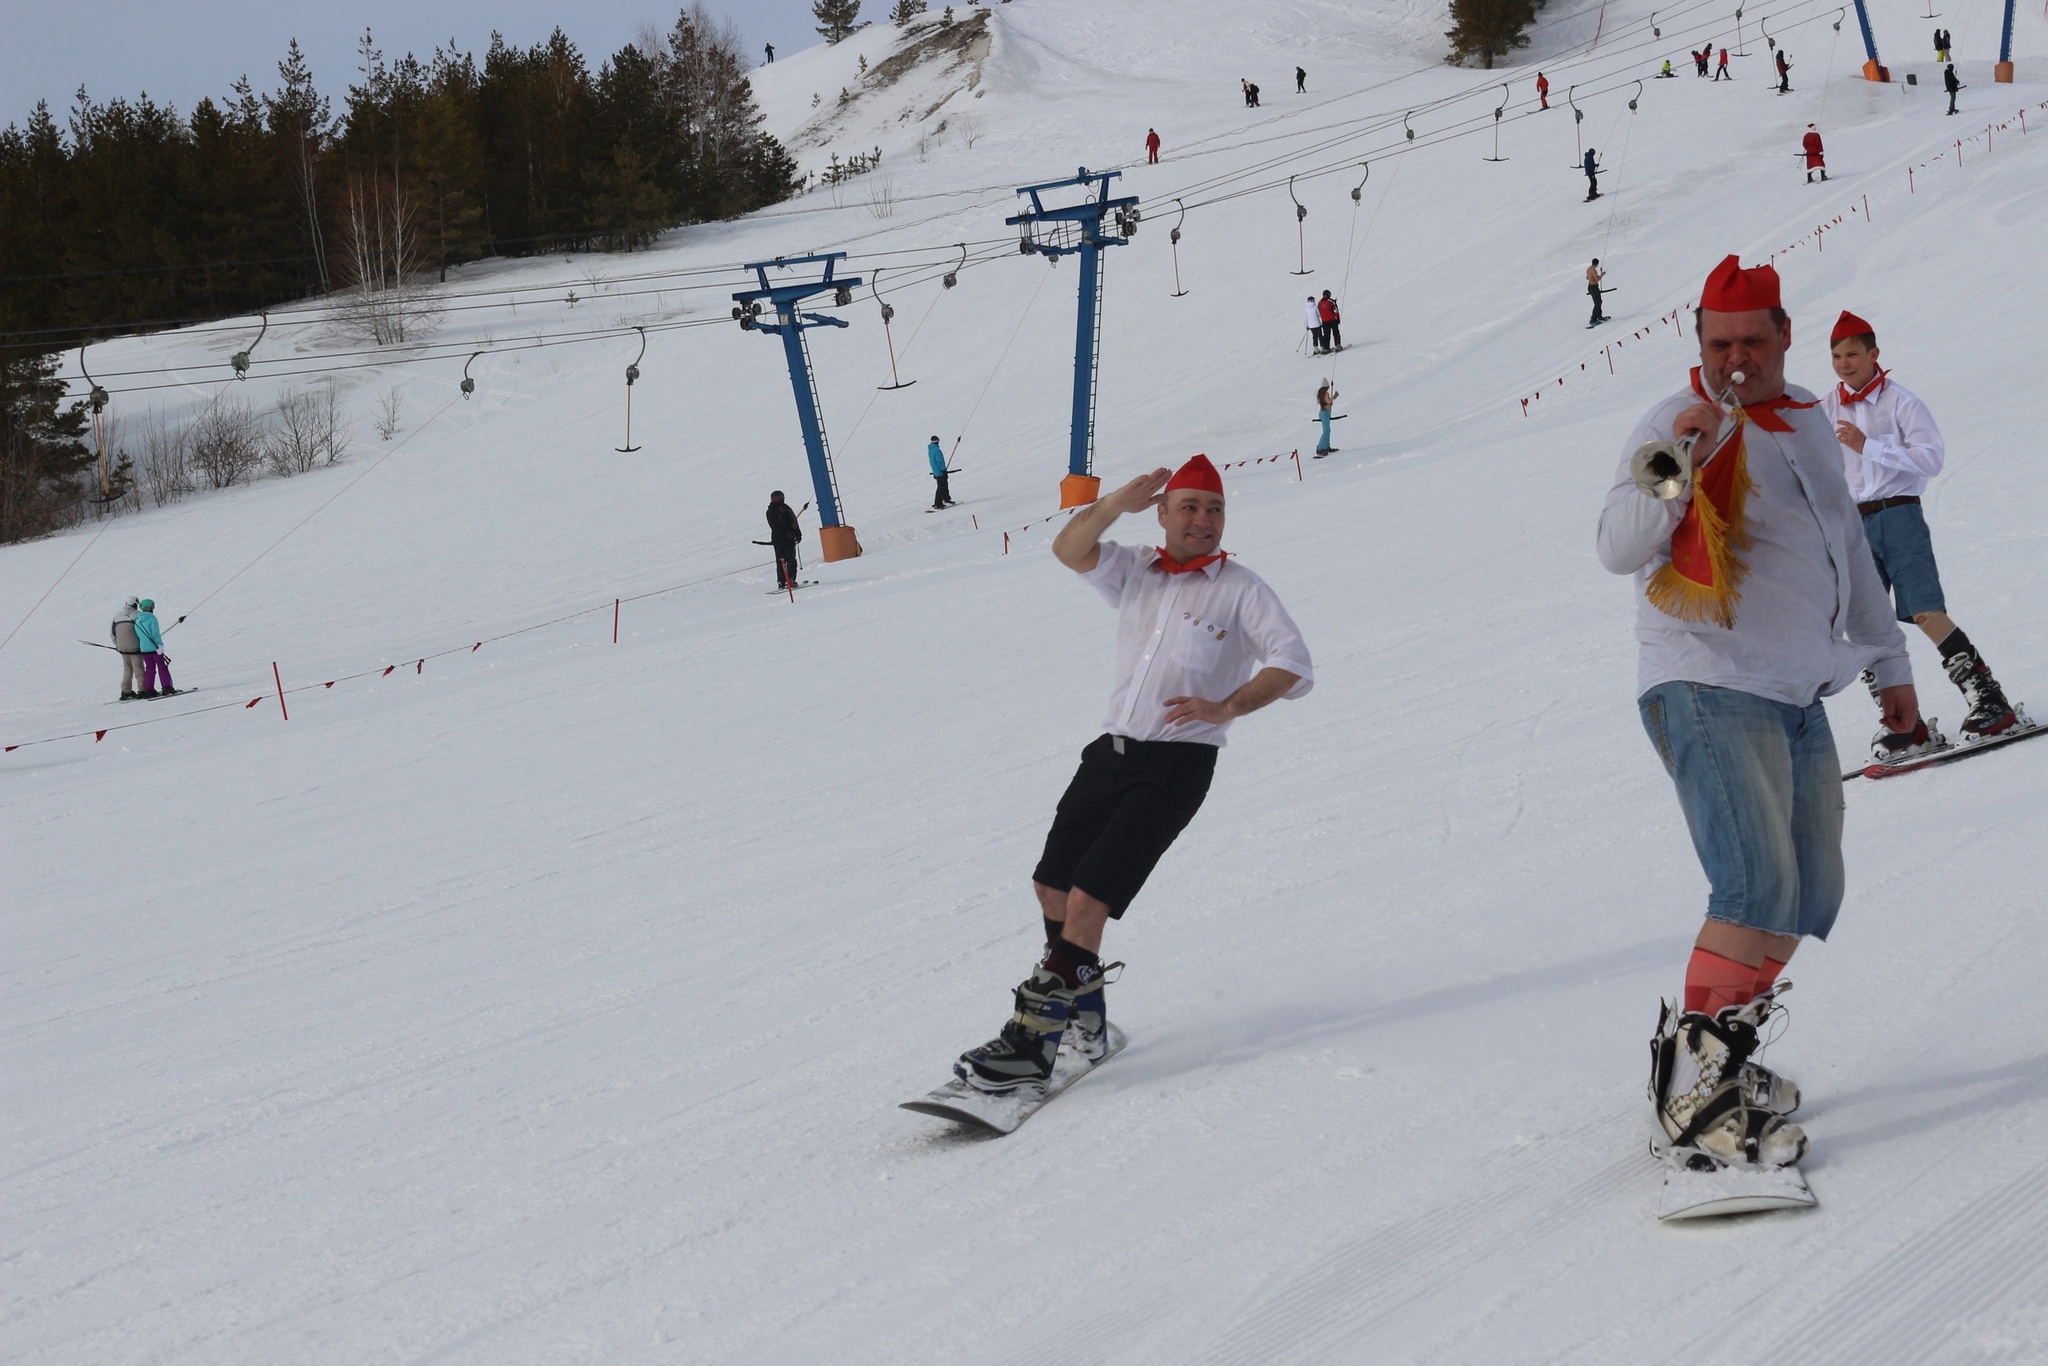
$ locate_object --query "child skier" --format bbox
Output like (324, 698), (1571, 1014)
(1598, 256), (1914, 1193)
(953, 457), (1313, 1093)
(1821, 310), (2020, 752)
(134, 598), (177, 698)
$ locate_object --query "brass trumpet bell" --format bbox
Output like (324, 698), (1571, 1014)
(1632, 439), (1693, 500)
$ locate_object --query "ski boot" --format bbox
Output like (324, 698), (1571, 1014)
(120, 690), (138, 700)
(1649, 986), (1806, 1167)
(1944, 646), (2019, 740)
(1869, 715), (1946, 764)
(957, 967), (1075, 1093)
(1065, 958), (1122, 1063)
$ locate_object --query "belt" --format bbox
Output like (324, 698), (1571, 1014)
(1857, 495), (1920, 516)
(1105, 733), (1215, 759)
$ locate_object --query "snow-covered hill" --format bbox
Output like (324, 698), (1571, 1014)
(6, 0), (2047, 1360)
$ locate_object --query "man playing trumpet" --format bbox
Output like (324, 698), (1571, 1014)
(1597, 256), (1914, 1182)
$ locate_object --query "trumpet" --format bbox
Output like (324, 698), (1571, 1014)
(1630, 370), (1744, 500)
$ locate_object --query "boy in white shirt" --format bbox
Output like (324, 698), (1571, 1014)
(1821, 310), (2019, 752)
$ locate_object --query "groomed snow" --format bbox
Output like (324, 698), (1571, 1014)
(5, 0), (2047, 1360)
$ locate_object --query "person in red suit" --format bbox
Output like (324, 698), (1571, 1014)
(1802, 124), (1827, 182)
(1145, 128), (1161, 164)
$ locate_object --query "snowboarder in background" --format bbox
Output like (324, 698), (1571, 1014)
(1536, 71), (1550, 108)
(1598, 255), (1916, 1190)
(1317, 291), (1343, 351)
(1802, 124), (1827, 182)
(1145, 127), (1161, 163)
(1944, 64), (1962, 115)
(764, 43), (774, 63)
(1303, 295), (1326, 353)
(1587, 258), (1609, 325)
(134, 598), (176, 698)
(1694, 48), (1710, 76)
(1241, 78), (1252, 107)
(1935, 28), (1950, 62)
(1775, 49), (1792, 93)
(1315, 380), (1339, 455)
(1247, 81), (1261, 108)
(928, 436), (956, 509)
(766, 491), (803, 590)
(1821, 310), (2020, 749)
(1715, 46), (1732, 80)
(111, 595), (143, 699)
(952, 456), (1313, 1094)
(1296, 66), (1307, 94)
(1583, 147), (1603, 200)
(1659, 59), (1677, 78)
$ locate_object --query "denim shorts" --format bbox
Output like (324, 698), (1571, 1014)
(1638, 682), (1846, 939)
(1861, 501), (1946, 622)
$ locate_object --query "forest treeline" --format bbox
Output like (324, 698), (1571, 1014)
(0, 4), (802, 541)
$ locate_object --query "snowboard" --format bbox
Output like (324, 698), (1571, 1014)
(1657, 1144), (1816, 1220)
(1845, 714), (2041, 781)
(1313, 449), (1340, 458)
(767, 580), (819, 595)
(901, 1023), (1127, 1135)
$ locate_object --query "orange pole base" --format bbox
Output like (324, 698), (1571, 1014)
(1058, 474), (1101, 509)
(1862, 59), (1891, 82)
(1994, 62), (2014, 83)
(818, 525), (863, 562)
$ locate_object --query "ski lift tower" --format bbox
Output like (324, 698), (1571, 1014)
(1007, 167), (1139, 509)
(733, 252), (865, 562)
(1849, 0), (1890, 80)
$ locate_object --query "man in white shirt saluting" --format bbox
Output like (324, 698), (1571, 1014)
(956, 455), (1315, 1093)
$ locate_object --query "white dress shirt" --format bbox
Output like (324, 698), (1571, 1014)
(1080, 541), (1314, 747)
(1597, 385), (1910, 706)
(1818, 374), (1946, 502)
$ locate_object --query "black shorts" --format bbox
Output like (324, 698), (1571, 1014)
(1032, 734), (1217, 917)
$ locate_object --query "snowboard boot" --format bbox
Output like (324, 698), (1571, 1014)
(1649, 987), (1807, 1167)
(1942, 640), (2019, 740)
(1064, 958), (1123, 1062)
(957, 967), (1075, 1092)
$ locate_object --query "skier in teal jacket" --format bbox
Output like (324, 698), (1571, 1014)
(134, 598), (177, 697)
(928, 436), (955, 510)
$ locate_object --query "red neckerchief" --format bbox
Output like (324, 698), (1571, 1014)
(1836, 367), (1887, 407)
(1155, 548), (1228, 575)
(1689, 367), (1816, 434)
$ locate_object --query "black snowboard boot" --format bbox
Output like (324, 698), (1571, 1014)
(957, 968), (1074, 1092)
(1649, 986), (1806, 1167)
(1942, 635), (2018, 739)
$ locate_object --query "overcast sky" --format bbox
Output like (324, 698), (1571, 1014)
(3, 0), (830, 126)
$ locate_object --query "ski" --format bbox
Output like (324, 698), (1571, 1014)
(1312, 449), (1340, 457)
(901, 1024), (1126, 1135)
(1847, 716), (2043, 780)
(109, 687), (197, 704)
(1656, 1143), (1816, 1221)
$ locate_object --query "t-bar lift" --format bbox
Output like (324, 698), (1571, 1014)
(1007, 168), (1139, 509)
(734, 253), (865, 563)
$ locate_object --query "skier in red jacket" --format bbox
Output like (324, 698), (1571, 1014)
(1145, 128), (1161, 164)
(1536, 72), (1550, 109)
(1802, 124), (1828, 182)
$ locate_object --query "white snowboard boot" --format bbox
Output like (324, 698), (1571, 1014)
(1649, 986), (1806, 1167)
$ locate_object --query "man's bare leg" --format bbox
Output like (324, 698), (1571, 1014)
(1695, 919), (1799, 969)
(1913, 609), (1957, 646)
(1034, 880), (1112, 954)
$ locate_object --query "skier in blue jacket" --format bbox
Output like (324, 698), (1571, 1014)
(928, 436), (955, 510)
(134, 598), (177, 697)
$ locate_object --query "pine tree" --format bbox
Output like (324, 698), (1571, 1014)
(1445, 0), (1542, 67)
(0, 348), (91, 541)
(813, 0), (862, 43)
(890, 0), (928, 27)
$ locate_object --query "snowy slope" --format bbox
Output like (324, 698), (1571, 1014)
(6, 0), (2048, 1360)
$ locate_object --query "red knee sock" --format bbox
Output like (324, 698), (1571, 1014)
(1684, 948), (1758, 1016)
(1753, 956), (1788, 996)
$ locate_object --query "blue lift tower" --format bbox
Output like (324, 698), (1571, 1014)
(734, 253), (865, 562)
(1007, 168), (1139, 508)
